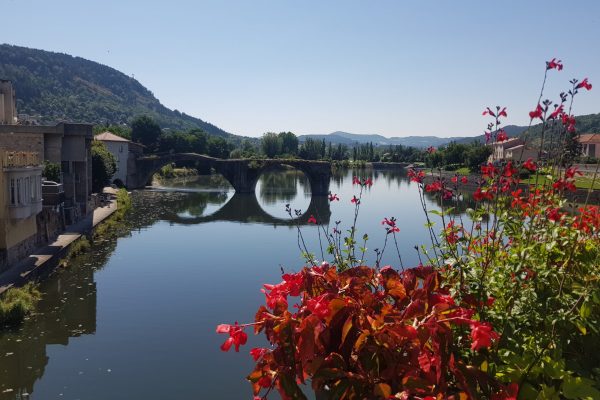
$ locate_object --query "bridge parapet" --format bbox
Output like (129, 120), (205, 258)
(127, 154), (332, 195)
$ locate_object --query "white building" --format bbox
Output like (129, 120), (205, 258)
(94, 132), (133, 186)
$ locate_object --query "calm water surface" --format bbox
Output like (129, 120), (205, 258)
(0, 168), (468, 399)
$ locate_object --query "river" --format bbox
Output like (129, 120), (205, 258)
(0, 167), (468, 399)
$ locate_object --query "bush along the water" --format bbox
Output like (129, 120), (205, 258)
(0, 283), (41, 327)
(217, 60), (600, 399)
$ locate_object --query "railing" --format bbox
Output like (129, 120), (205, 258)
(1, 150), (41, 168)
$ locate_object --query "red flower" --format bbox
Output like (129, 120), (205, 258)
(565, 166), (582, 179)
(546, 58), (563, 71)
(451, 176), (458, 184)
(576, 77), (592, 91)
(549, 104), (564, 120)
(308, 215), (317, 224)
(387, 226), (400, 234)
(481, 163), (497, 178)
(469, 321), (500, 351)
(364, 178), (373, 187)
(351, 195), (360, 204)
(522, 158), (537, 172)
(381, 217), (397, 227)
(498, 107), (508, 117)
(482, 107), (496, 117)
(328, 193), (339, 202)
(460, 176), (468, 184)
(425, 180), (443, 193)
(497, 130), (508, 142)
(529, 104), (544, 120)
(408, 169), (425, 183)
(217, 322), (248, 352)
(427, 146), (436, 154)
(473, 187), (494, 202)
(503, 161), (517, 177)
(352, 176), (361, 185)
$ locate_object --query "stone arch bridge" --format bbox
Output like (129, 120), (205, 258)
(127, 153), (332, 195)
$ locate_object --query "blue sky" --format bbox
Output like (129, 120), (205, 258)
(2, 0), (599, 138)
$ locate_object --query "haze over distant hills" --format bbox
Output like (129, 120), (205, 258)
(0, 44), (236, 139)
(300, 115), (600, 148)
(299, 126), (529, 148)
(2, 44), (599, 149)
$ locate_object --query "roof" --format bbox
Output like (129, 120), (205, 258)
(489, 137), (523, 147)
(578, 133), (600, 144)
(94, 131), (130, 142)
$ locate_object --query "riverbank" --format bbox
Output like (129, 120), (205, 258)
(420, 168), (600, 203)
(0, 197), (119, 296)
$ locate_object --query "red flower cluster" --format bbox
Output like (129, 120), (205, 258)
(546, 58), (563, 71)
(561, 113), (576, 132)
(408, 168), (425, 183)
(576, 77), (592, 91)
(482, 106), (507, 118)
(328, 193), (339, 202)
(529, 104), (544, 120)
(352, 176), (373, 187)
(522, 158), (537, 172)
(496, 129), (508, 142)
(382, 217), (400, 233)
(307, 215), (317, 224)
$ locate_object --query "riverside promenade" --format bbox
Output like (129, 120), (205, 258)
(0, 200), (118, 295)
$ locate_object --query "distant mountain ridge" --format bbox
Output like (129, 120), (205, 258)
(299, 116), (600, 148)
(0, 44), (236, 139)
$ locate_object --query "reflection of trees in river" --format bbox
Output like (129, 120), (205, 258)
(258, 169), (309, 205)
(0, 241), (117, 399)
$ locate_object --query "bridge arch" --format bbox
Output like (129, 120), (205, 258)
(128, 154), (332, 196)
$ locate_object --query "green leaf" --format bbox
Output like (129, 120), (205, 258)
(580, 302), (592, 319)
(562, 375), (600, 399)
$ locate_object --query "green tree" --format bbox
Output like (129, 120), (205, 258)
(278, 132), (299, 156)
(131, 115), (162, 150)
(91, 141), (117, 192)
(261, 132), (282, 158)
(298, 138), (323, 160)
(42, 161), (61, 182)
(207, 136), (231, 159)
(464, 143), (492, 170)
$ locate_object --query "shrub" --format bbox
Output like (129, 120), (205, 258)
(217, 60), (600, 399)
(0, 283), (41, 326)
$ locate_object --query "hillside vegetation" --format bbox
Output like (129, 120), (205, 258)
(0, 44), (233, 138)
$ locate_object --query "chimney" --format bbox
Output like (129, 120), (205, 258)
(0, 80), (17, 125)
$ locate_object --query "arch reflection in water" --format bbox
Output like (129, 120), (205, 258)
(152, 170), (331, 226)
(257, 168), (310, 206)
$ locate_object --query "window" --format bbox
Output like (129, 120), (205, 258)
(10, 178), (15, 205)
(25, 177), (30, 203)
(16, 178), (21, 205)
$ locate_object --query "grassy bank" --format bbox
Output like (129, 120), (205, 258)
(0, 283), (41, 326)
(93, 188), (132, 239)
(153, 164), (198, 181)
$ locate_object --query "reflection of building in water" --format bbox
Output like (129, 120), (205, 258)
(0, 250), (99, 399)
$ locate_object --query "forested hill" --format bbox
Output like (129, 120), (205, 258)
(0, 44), (233, 138)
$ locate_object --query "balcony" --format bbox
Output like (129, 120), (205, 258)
(1, 151), (41, 169)
(8, 200), (43, 219)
